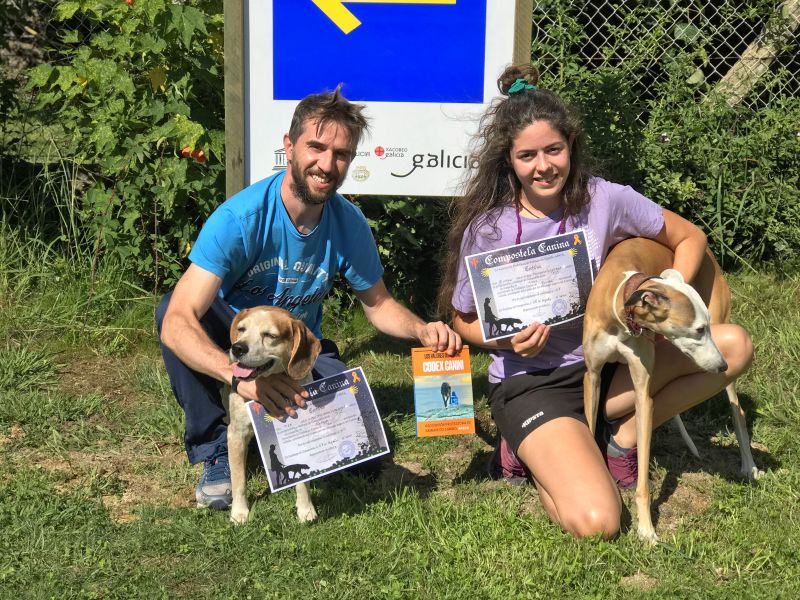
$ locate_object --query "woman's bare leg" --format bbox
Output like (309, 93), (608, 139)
(516, 417), (621, 539)
(604, 323), (753, 447)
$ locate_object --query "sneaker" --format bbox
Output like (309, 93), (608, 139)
(605, 446), (638, 490)
(598, 421), (638, 490)
(487, 436), (529, 486)
(196, 446), (232, 510)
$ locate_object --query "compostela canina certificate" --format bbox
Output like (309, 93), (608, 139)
(247, 367), (389, 492)
(464, 229), (593, 342)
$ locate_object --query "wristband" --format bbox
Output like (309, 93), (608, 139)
(231, 376), (241, 394)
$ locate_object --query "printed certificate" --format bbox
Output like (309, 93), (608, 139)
(464, 229), (593, 342)
(247, 367), (389, 492)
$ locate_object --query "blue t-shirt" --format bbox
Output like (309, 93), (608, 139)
(189, 171), (384, 338)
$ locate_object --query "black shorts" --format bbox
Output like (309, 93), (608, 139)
(489, 362), (618, 454)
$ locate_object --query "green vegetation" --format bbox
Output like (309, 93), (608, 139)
(1, 220), (799, 598)
(2, 0), (798, 597)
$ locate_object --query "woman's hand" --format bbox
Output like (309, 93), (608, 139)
(507, 322), (551, 358)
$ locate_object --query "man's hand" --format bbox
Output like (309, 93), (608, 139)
(234, 374), (309, 420)
(416, 321), (463, 356)
(507, 322), (550, 358)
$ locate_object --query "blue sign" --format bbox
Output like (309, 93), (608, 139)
(273, 0), (487, 103)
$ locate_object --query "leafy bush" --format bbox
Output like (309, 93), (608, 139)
(356, 196), (447, 313)
(25, 0), (225, 288)
(14, 0), (798, 297)
(640, 92), (799, 266)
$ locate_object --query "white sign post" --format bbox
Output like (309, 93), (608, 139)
(227, 0), (532, 197)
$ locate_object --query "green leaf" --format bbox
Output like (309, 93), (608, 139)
(54, 0), (81, 21)
(673, 22), (701, 44)
(26, 64), (55, 89)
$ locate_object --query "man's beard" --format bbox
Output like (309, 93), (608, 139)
(289, 160), (337, 206)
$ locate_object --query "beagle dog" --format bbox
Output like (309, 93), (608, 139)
(224, 306), (321, 525)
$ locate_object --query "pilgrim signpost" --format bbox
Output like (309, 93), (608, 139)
(224, 0), (532, 198)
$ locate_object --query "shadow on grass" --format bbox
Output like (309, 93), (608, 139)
(646, 390), (777, 527)
(243, 447), (440, 520)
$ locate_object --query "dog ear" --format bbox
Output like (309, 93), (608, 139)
(286, 319), (322, 380)
(229, 308), (250, 344)
(625, 289), (669, 309)
(659, 268), (684, 283)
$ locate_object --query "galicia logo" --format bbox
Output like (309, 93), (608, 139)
(373, 145), (406, 160)
(391, 150), (479, 178)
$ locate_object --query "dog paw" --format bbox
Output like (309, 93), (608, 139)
(230, 508), (250, 524)
(637, 526), (659, 545)
(296, 505), (318, 523)
(743, 465), (765, 480)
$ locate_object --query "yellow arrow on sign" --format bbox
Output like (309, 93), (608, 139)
(311, 0), (456, 35)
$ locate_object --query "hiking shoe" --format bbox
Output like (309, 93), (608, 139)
(597, 418), (639, 490)
(196, 446), (232, 510)
(605, 446), (638, 490)
(487, 436), (529, 486)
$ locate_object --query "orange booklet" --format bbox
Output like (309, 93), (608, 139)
(411, 346), (475, 437)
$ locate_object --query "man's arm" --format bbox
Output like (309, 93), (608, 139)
(160, 264), (232, 381)
(160, 264), (306, 418)
(355, 279), (462, 355)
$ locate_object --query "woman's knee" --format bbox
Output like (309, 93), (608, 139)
(562, 503), (621, 540)
(716, 324), (753, 379)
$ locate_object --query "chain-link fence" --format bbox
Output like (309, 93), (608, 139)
(532, 0), (799, 122)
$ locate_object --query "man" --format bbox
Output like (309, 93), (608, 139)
(157, 87), (461, 510)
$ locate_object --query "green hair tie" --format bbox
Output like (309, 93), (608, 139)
(508, 78), (537, 95)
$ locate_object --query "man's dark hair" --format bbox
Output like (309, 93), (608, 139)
(288, 84), (369, 151)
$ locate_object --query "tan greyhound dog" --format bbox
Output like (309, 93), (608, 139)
(583, 238), (759, 543)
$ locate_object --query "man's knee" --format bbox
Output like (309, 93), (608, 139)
(155, 290), (174, 334)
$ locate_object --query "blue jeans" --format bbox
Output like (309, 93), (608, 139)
(155, 291), (347, 464)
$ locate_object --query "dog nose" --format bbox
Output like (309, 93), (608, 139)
(718, 360), (728, 373)
(231, 342), (248, 359)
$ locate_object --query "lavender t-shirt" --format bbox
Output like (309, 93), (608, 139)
(453, 178), (664, 382)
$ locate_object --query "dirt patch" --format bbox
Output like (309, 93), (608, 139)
(619, 571), (658, 591)
(58, 354), (138, 402)
(651, 470), (715, 536)
(0, 423), (26, 446)
(32, 445), (192, 523)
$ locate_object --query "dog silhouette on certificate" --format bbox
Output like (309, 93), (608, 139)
(269, 443), (310, 486)
(483, 297), (523, 337)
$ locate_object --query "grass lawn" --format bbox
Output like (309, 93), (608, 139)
(1, 235), (799, 598)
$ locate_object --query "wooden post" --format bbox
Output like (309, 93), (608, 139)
(513, 0), (533, 65)
(713, 0), (800, 106)
(224, 0), (246, 198)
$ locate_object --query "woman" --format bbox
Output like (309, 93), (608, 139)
(438, 65), (753, 539)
